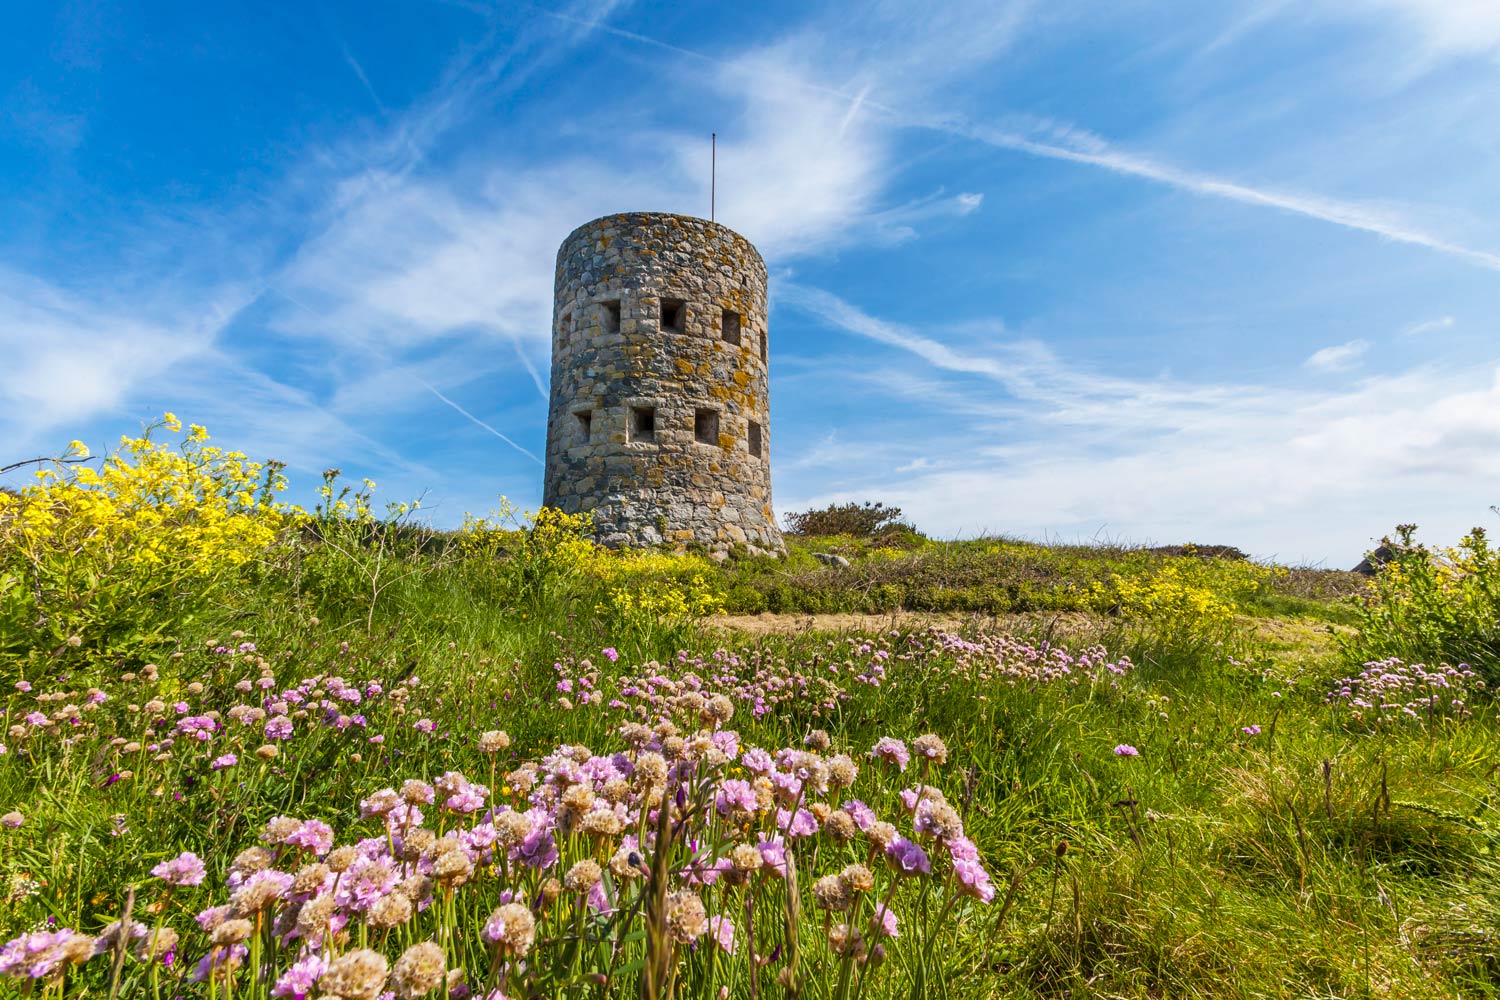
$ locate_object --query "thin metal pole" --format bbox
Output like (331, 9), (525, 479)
(711, 132), (716, 222)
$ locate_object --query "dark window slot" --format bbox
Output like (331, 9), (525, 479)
(661, 298), (685, 333)
(721, 309), (741, 345)
(694, 408), (720, 445)
(630, 406), (656, 442)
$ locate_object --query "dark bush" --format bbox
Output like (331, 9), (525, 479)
(785, 501), (918, 538)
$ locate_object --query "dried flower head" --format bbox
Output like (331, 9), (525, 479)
(319, 948), (390, 1000)
(812, 874), (852, 912)
(211, 919), (254, 947)
(482, 902), (536, 956)
(326, 846), (360, 873)
(390, 940), (445, 999)
(367, 892), (414, 930)
(828, 754), (858, 789)
(291, 863), (331, 898)
(840, 863), (875, 893)
(431, 849), (474, 888)
(666, 890), (709, 943)
(634, 752), (668, 788)
(829, 923), (867, 960)
(564, 859), (603, 894)
(400, 780), (435, 805)
(477, 730), (511, 753)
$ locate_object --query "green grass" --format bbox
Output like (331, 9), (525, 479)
(1, 534), (1495, 999)
(715, 535), (1369, 617)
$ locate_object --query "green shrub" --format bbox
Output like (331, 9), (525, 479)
(1344, 523), (1500, 683)
(784, 500), (917, 537)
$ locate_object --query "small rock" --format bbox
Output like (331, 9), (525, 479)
(812, 552), (851, 568)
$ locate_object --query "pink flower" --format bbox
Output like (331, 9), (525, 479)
(211, 754), (238, 770)
(271, 953), (327, 998)
(0, 929), (87, 979)
(1113, 744), (1139, 757)
(755, 836), (789, 878)
(740, 748), (775, 775)
(953, 856), (996, 902)
(286, 820), (334, 856)
(151, 851), (207, 886)
(775, 808), (819, 838)
(1240, 725), (1261, 736)
(602, 647), (619, 662)
(871, 737), (910, 771)
(708, 915), (735, 954)
(413, 718), (436, 733)
(842, 799), (878, 831)
(714, 779), (757, 818)
(885, 835), (931, 875)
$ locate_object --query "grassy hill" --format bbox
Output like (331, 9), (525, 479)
(2, 430), (1498, 998)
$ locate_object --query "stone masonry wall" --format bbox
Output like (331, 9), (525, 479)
(543, 212), (783, 555)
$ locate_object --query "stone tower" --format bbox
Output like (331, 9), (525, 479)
(543, 212), (783, 556)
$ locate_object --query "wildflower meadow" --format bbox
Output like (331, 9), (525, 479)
(3, 420), (1500, 998)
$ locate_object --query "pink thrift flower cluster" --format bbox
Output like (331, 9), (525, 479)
(1325, 658), (1480, 726)
(550, 629), (1135, 727)
(3, 714), (996, 997)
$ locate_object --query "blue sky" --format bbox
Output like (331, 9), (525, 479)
(3, 0), (1499, 566)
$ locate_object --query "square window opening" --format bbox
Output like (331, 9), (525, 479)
(630, 405), (656, 443)
(661, 298), (685, 333)
(694, 408), (720, 445)
(748, 421), (763, 458)
(574, 410), (592, 442)
(721, 309), (741, 345)
(602, 299), (621, 333)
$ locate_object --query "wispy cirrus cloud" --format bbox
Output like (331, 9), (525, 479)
(777, 286), (1500, 562)
(562, 11), (1500, 274)
(1401, 315), (1456, 337)
(1304, 339), (1369, 372)
(913, 115), (1500, 273)
(0, 268), (242, 445)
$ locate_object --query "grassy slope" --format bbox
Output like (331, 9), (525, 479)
(716, 535), (1368, 620)
(2, 537), (1498, 998)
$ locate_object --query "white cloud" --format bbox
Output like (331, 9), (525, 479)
(1400, 315), (1455, 337)
(1339, 0), (1500, 57)
(911, 114), (1500, 273)
(778, 287), (1500, 564)
(1304, 339), (1369, 371)
(0, 269), (237, 448)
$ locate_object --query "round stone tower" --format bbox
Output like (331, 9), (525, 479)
(543, 212), (783, 555)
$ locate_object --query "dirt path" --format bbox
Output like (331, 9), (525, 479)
(703, 610), (1104, 636)
(704, 612), (1352, 656)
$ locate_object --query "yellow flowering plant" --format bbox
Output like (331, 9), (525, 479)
(1092, 555), (1278, 649)
(1344, 523), (1500, 683)
(456, 502), (727, 637)
(0, 415), (290, 662)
